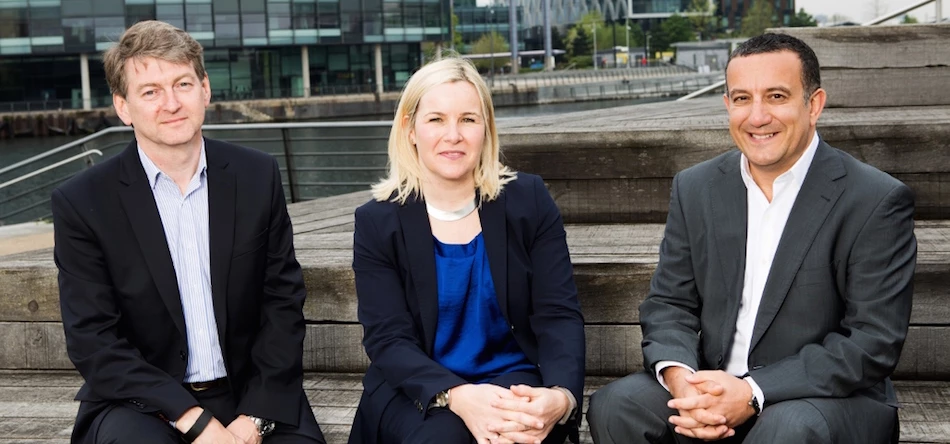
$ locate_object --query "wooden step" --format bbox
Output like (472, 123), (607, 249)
(1, 371), (946, 444)
(1, 192), (948, 379)
(497, 98), (950, 222)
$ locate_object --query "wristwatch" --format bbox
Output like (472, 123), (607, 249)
(748, 394), (761, 416)
(247, 415), (276, 437)
(429, 390), (450, 410)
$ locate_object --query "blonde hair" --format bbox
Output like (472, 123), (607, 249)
(371, 56), (515, 204)
(103, 20), (206, 98)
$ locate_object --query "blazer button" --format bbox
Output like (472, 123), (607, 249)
(179, 351), (187, 361)
(717, 355), (723, 365)
(414, 400), (423, 412)
(510, 325), (516, 332)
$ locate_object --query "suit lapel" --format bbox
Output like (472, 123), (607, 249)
(749, 142), (846, 352)
(479, 192), (509, 321)
(116, 141), (187, 338)
(397, 197), (439, 355)
(709, 152), (748, 361)
(205, 139), (234, 350)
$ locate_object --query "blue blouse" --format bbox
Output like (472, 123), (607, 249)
(432, 233), (535, 382)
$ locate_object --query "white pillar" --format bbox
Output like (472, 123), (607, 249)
(434, 42), (443, 60)
(301, 46), (311, 98)
(80, 53), (91, 110)
(937, 0), (943, 23)
(374, 44), (383, 95)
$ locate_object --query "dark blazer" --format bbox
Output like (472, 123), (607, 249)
(641, 141), (916, 408)
(348, 173), (586, 443)
(53, 139), (310, 443)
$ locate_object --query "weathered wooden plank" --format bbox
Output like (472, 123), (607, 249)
(2, 222), (949, 324)
(821, 67), (950, 108)
(773, 24), (950, 69)
(7, 323), (947, 380)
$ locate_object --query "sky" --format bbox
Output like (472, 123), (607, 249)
(795, 0), (939, 23)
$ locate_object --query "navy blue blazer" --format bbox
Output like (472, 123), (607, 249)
(348, 173), (586, 443)
(53, 139), (312, 443)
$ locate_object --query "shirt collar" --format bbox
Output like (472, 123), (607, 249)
(137, 140), (207, 190)
(740, 130), (820, 192)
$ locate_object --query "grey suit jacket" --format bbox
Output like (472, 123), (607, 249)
(640, 140), (916, 408)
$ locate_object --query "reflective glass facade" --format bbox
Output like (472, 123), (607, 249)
(0, 0), (450, 107)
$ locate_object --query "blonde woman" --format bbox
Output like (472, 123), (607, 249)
(348, 57), (586, 444)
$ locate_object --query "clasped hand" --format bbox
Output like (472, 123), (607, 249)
(449, 383), (570, 444)
(664, 369), (757, 441)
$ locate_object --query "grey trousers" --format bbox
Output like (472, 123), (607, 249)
(586, 372), (897, 444)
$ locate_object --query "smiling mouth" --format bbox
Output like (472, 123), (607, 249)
(750, 133), (777, 140)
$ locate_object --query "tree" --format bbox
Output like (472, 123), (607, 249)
(788, 8), (818, 27)
(652, 14), (696, 53)
(740, 0), (777, 37)
(451, 14), (464, 50)
(565, 12), (603, 60)
(471, 31), (509, 71)
(687, 0), (718, 40)
(901, 14), (919, 24)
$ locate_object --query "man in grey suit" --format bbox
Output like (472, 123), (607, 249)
(587, 33), (916, 443)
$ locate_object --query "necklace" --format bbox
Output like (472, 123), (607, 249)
(425, 197), (477, 222)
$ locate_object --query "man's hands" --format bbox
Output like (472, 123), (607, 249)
(226, 415), (264, 444)
(448, 383), (571, 444)
(174, 407), (252, 444)
(664, 369), (757, 441)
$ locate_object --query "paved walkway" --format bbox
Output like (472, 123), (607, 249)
(0, 222), (54, 257)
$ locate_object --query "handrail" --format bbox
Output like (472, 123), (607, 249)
(0, 150), (103, 190)
(0, 121), (397, 179)
(0, 127), (130, 176)
(863, 0), (939, 25)
(676, 78), (726, 101)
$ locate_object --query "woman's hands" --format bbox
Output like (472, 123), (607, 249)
(448, 384), (571, 444)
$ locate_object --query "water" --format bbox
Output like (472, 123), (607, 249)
(0, 97), (672, 167)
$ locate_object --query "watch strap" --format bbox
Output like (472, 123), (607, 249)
(182, 409), (213, 443)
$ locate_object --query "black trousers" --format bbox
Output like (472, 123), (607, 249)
(93, 382), (326, 444)
(586, 371), (898, 444)
(378, 371), (571, 444)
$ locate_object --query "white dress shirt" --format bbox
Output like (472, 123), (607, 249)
(656, 131), (821, 411)
(138, 144), (228, 383)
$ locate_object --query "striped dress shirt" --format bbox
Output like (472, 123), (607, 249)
(138, 144), (228, 383)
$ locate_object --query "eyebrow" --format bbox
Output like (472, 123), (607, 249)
(728, 86), (792, 97)
(423, 111), (481, 117)
(133, 74), (197, 92)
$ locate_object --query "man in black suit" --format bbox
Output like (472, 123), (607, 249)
(53, 20), (325, 444)
(587, 33), (916, 443)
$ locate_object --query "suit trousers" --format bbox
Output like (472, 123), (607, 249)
(93, 382), (325, 443)
(587, 372), (898, 444)
(378, 371), (571, 444)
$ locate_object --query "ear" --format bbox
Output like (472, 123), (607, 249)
(807, 87), (827, 126)
(404, 114), (415, 146)
(114, 93), (132, 126)
(201, 75), (211, 107)
(722, 92), (730, 110)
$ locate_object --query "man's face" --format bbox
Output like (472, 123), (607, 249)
(724, 50), (826, 181)
(113, 56), (210, 152)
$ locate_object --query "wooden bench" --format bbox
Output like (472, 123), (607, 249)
(1, 190), (949, 442)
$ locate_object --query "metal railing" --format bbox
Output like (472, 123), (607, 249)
(863, 0), (942, 25)
(678, 1), (945, 101)
(0, 121), (393, 225)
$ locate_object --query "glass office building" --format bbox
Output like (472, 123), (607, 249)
(0, 0), (451, 109)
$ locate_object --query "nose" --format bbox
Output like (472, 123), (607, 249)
(163, 89), (182, 112)
(747, 99), (772, 127)
(444, 122), (463, 143)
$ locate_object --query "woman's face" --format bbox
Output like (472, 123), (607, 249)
(410, 80), (487, 189)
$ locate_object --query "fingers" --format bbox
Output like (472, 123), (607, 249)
(673, 424), (734, 441)
(668, 392), (717, 411)
(495, 408), (544, 429)
(498, 431), (542, 444)
(508, 384), (541, 398)
(692, 379), (725, 396)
